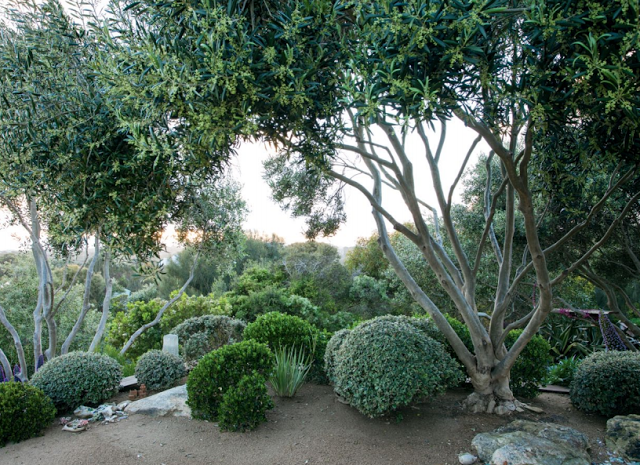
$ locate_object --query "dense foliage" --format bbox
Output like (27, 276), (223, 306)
(570, 351), (640, 416)
(30, 352), (121, 411)
(0, 382), (55, 446)
(0, 0), (637, 417)
(505, 330), (551, 399)
(545, 357), (581, 388)
(135, 350), (186, 391)
(186, 341), (274, 421)
(218, 372), (274, 432)
(107, 299), (166, 359)
(324, 328), (351, 385)
(244, 312), (317, 355)
(333, 317), (463, 418)
(171, 315), (245, 365)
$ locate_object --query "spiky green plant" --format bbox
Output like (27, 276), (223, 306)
(269, 346), (312, 398)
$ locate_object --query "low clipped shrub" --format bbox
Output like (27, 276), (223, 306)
(135, 350), (186, 391)
(218, 372), (274, 432)
(414, 314), (473, 353)
(333, 317), (463, 418)
(505, 330), (551, 399)
(0, 382), (55, 446)
(30, 352), (121, 411)
(183, 333), (211, 362)
(324, 328), (351, 384)
(171, 315), (245, 364)
(570, 351), (640, 416)
(186, 340), (274, 421)
(244, 312), (316, 353)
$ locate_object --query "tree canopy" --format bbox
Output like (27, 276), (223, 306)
(22, 0), (640, 412)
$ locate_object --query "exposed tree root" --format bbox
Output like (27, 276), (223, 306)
(462, 391), (535, 415)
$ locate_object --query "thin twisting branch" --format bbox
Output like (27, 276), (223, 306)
(120, 248), (201, 355)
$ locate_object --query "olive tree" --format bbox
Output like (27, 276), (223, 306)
(93, 0), (640, 413)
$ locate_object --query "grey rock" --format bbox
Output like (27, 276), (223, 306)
(606, 414), (640, 461)
(472, 420), (590, 465)
(125, 385), (191, 418)
(458, 452), (477, 464)
(116, 400), (131, 411)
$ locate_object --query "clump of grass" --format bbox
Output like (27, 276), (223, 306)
(269, 346), (312, 397)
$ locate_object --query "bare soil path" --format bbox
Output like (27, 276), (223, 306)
(0, 385), (610, 465)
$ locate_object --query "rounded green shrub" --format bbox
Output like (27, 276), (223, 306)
(505, 330), (551, 398)
(186, 340), (274, 421)
(244, 312), (327, 384)
(30, 352), (122, 411)
(135, 350), (186, 391)
(171, 315), (245, 364)
(0, 382), (55, 446)
(183, 332), (211, 362)
(228, 285), (290, 323)
(218, 372), (274, 432)
(243, 312), (317, 353)
(333, 317), (463, 418)
(324, 328), (351, 384)
(570, 351), (640, 416)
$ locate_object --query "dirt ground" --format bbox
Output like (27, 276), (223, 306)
(1, 384), (613, 465)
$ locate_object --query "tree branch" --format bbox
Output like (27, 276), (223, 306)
(61, 234), (100, 354)
(89, 249), (113, 352)
(447, 134), (482, 208)
(551, 190), (640, 287)
(0, 303), (28, 380)
(357, 132), (477, 371)
(417, 121), (473, 298)
(0, 348), (12, 382)
(120, 248), (201, 355)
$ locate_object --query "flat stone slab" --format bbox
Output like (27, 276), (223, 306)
(472, 420), (590, 465)
(125, 385), (191, 418)
(119, 375), (138, 390)
(539, 384), (570, 394)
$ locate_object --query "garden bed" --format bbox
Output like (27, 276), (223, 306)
(1, 384), (611, 465)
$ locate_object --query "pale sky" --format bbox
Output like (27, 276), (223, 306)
(233, 117), (488, 247)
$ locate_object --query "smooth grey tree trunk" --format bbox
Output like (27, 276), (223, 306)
(89, 250), (112, 352)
